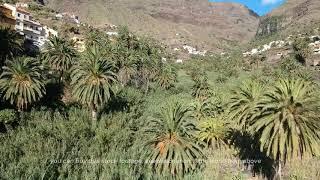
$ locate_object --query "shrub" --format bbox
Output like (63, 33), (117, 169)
(0, 109), (16, 124)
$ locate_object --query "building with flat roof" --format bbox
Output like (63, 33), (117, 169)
(2, 3), (58, 48)
(4, 4), (43, 41)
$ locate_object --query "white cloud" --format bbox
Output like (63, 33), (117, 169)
(262, 0), (281, 5)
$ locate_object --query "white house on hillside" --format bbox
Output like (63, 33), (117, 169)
(3, 3), (58, 48)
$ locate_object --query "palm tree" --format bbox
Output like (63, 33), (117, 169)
(198, 116), (228, 149)
(117, 51), (137, 86)
(249, 78), (320, 179)
(43, 36), (76, 81)
(0, 57), (46, 111)
(85, 29), (110, 48)
(155, 65), (177, 90)
(117, 26), (139, 51)
(71, 45), (117, 127)
(138, 53), (160, 93)
(0, 27), (23, 66)
(191, 74), (211, 101)
(190, 99), (216, 121)
(142, 100), (204, 177)
(292, 37), (311, 65)
(228, 80), (264, 130)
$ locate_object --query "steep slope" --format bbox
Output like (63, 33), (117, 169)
(44, 0), (259, 51)
(257, 0), (320, 36)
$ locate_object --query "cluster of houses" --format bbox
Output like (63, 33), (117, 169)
(104, 24), (118, 36)
(243, 34), (320, 58)
(173, 45), (207, 57)
(243, 40), (288, 57)
(308, 35), (320, 55)
(241, 32), (320, 66)
(55, 12), (80, 25)
(70, 23), (120, 53)
(182, 45), (207, 56)
(0, 3), (58, 48)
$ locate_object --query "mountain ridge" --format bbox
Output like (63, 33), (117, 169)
(35, 0), (320, 53)
(42, 0), (259, 52)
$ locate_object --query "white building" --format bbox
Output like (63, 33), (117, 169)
(176, 59), (183, 63)
(55, 13), (63, 19)
(106, 31), (118, 36)
(3, 3), (57, 48)
(4, 4), (42, 40)
(182, 45), (206, 56)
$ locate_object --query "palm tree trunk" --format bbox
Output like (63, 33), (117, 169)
(145, 79), (149, 94)
(278, 161), (282, 180)
(60, 71), (64, 83)
(92, 106), (98, 128)
(17, 108), (25, 124)
(274, 160), (282, 180)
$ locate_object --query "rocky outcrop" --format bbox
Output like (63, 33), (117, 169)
(257, 0), (320, 36)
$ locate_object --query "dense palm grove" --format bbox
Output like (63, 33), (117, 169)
(0, 26), (320, 180)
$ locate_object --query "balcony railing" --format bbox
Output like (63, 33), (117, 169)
(24, 18), (41, 26)
(24, 27), (41, 35)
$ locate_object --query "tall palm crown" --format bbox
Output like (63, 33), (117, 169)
(228, 80), (264, 130)
(136, 39), (164, 92)
(142, 100), (204, 176)
(191, 99), (216, 121)
(0, 27), (23, 65)
(85, 29), (111, 48)
(192, 74), (211, 101)
(0, 57), (45, 110)
(198, 116), (228, 149)
(250, 79), (320, 162)
(117, 50), (137, 86)
(71, 46), (117, 110)
(43, 36), (76, 75)
(156, 65), (177, 90)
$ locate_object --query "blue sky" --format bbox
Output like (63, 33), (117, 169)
(210, 0), (286, 16)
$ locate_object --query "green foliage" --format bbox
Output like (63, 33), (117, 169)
(43, 36), (77, 79)
(190, 96), (223, 121)
(0, 108), (143, 179)
(0, 27), (23, 66)
(0, 57), (46, 110)
(292, 37), (312, 65)
(155, 65), (177, 90)
(0, 109), (16, 123)
(71, 45), (117, 123)
(198, 116), (228, 149)
(141, 99), (205, 177)
(228, 80), (265, 130)
(191, 71), (211, 101)
(0, 19), (320, 180)
(250, 79), (320, 162)
(85, 29), (111, 48)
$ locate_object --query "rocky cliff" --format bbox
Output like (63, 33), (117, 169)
(257, 0), (320, 37)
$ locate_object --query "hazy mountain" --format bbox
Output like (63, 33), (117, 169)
(44, 0), (259, 51)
